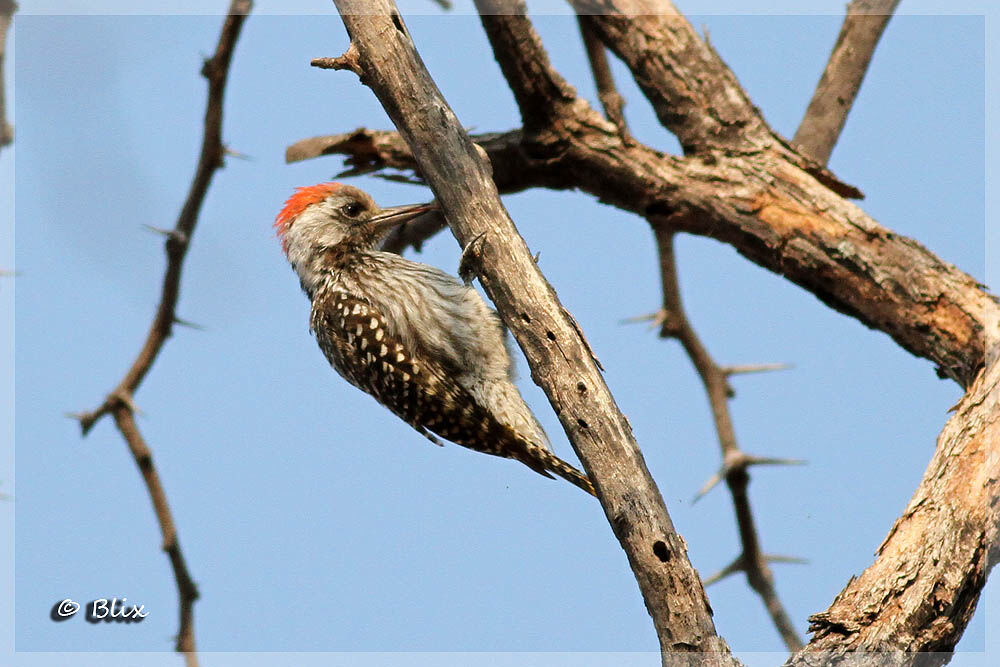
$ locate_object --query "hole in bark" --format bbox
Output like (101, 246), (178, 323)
(653, 540), (670, 562)
(546, 331), (556, 341)
(577, 382), (587, 394)
(391, 11), (405, 33)
(521, 313), (531, 324)
(576, 418), (588, 429)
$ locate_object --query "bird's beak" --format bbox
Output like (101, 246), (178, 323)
(368, 203), (435, 234)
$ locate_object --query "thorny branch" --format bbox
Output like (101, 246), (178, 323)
(0, 0), (15, 150)
(652, 228), (803, 652)
(577, 1), (803, 647)
(293, 0), (997, 661)
(71, 2), (252, 664)
(645, 0), (899, 649)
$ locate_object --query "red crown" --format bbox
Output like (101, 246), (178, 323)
(274, 182), (343, 241)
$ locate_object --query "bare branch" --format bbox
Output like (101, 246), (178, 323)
(789, 352), (1000, 664)
(74, 1), (251, 434)
(0, 0), (16, 150)
(474, 0), (579, 132)
(329, 1), (736, 662)
(297, 2), (998, 659)
(655, 228), (803, 651)
(794, 0), (901, 164)
(577, 14), (632, 144)
(287, 128), (422, 173)
(71, 3), (252, 663)
(112, 405), (200, 663)
(285, 115), (990, 388)
(570, 0), (862, 200)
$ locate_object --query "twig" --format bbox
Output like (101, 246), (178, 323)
(112, 405), (201, 663)
(0, 0), (16, 150)
(71, 2), (252, 663)
(577, 14), (632, 145)
(578, 14), (803, 641)
(653, 228), (804, 651)
(74, 1), (251, 435)
(794, 0), (901, 164)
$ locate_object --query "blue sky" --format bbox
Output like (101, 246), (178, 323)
(4, 1), (996, 665)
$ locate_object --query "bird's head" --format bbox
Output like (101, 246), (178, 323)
(274, 182), (431, 257)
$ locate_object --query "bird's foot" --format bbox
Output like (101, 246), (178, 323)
(458, 231), (487, 286)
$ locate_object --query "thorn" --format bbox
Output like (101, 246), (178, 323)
(115, 392), (143, 418)
(765, 554), (809, 566)
(223, 146), (253, 161)
(694, 452), (806, 502)
(172, 316), (206, 331)
(458, 232), (487, 286)
(142, 224), (174, 237)
(721, 362), (794, 376)
(620, 309), (667, 331)
(743, 455), (807, 467)
(621, 311), (657, 325)
(692, 470), (723, 503)
(703, 555), (744, 586)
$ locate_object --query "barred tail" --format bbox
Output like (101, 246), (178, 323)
(537, 448), (597, 497)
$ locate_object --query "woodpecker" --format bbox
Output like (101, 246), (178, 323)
(274, 182), (595, 497)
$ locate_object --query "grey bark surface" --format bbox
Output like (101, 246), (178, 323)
(331, 1), (737, 663)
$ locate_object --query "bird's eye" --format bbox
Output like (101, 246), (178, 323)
(341, 201), (364, 218)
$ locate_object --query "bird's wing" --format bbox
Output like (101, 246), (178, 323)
(309, 287), (558, 476)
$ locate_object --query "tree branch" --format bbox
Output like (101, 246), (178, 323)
(794, 0), (901, 164)
(571, 0), (770, 156)
(287, 118), (989, 389)
(570, 0), (862, 200)
(789, 349), (1000, 665)
(577, 4), (801, 645)
(70, 3), (252, 663)
(286, 114), (989, 388)
(112, 406), (201, 664)
(330, 1), (735, 662)
(297, 2), (998, 659)
(653, 229), (803, 652)
(74, 1), (251, 434)
(0, 0), (15, 151)
(577, 13), (632, 145)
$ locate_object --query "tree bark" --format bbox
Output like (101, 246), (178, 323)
(330, 1), (736, 662)
(794, 0), (901, 164)
(301, 2), (998, 661)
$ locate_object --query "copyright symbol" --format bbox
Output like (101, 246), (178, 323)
(50, 599), (80, 621)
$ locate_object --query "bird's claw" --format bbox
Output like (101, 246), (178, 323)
(458, 232), (487, 286)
